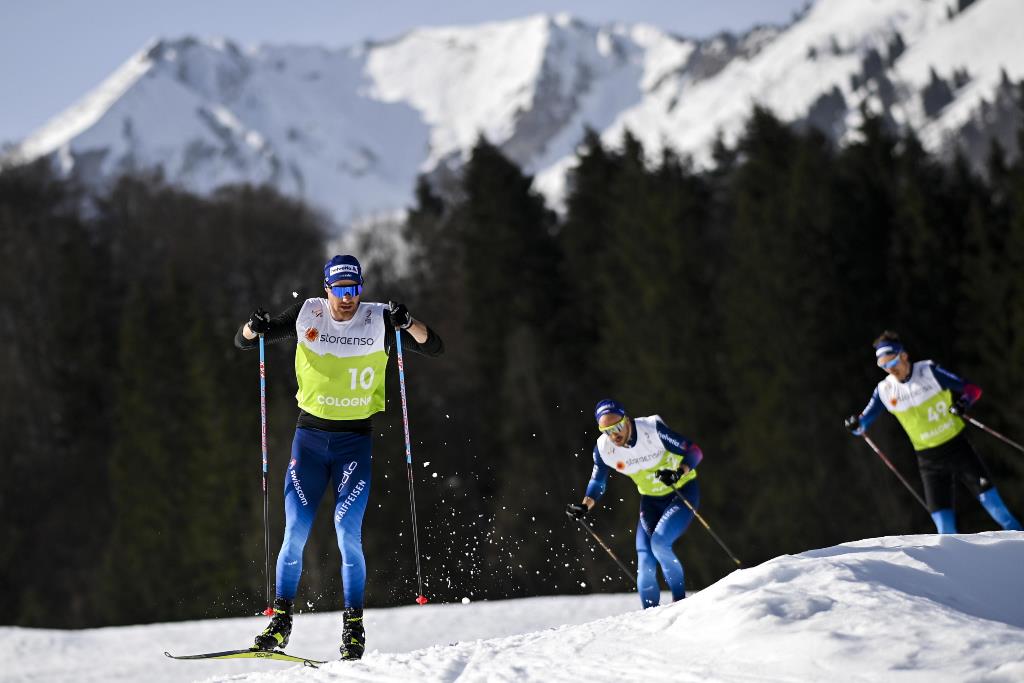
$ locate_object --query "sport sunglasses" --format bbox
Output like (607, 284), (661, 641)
(330, 284), (363, 298)
(598, 415), (629, 435)
(877, 355), (901, 369)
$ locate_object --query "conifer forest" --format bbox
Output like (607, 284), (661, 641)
(3, 103), (1024, 627)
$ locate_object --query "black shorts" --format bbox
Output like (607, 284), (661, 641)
(916, 432), (994, 512)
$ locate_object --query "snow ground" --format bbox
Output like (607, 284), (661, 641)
(3, 532), (1022, 682)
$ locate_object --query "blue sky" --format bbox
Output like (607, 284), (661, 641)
(1, 0), (809, 146)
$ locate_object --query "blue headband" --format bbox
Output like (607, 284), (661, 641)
(874, 342), (903, 359)
(594, 399), (626, 421)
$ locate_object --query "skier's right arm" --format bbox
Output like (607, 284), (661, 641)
(847, 388), (884, 434)
(566, 447), (606, 519)
(234, 302), (302, 349)
(583, 446), (609, 509)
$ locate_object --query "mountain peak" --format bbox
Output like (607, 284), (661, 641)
(10, 2), (1024, 228)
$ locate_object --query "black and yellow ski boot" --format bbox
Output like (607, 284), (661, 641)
(339, 607), (365, 660)
(254, 598), (293, 651)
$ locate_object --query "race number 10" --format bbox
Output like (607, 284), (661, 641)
(347, 366), (375, 390)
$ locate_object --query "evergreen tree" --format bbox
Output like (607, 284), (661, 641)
(5, 97), (1024, 626)
(958, 127), (1024, 499)
(0, 161), (114, 626)
(559, 128), (623, 371)
(716, 108), (859, 560)
(99, 275), (187, 623)
(454, 138), (571, 595)
(885, 134), (968, 357)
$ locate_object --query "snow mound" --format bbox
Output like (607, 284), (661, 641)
(229, 532), (1024, 682)
(2, 533), (1021, 682)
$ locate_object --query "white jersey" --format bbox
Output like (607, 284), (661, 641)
(596, 415), (696, 496)
(875, 360), (965, 450)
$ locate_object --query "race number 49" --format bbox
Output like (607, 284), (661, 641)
(927, 400), (948, 422)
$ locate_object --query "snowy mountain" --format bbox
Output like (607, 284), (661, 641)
(11, 0), (1024, 227)
(3, 532), (1022, 682)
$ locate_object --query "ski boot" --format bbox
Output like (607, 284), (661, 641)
(339, 607), (365, 660)
(253, 597), (293, 651)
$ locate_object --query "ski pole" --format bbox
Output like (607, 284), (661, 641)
(669, 488), (743, 568)
(572, 516), (635, 585)
(861, 434), (930, 513)
(258, 334), (274, 617)
(394, 329), (428, 605)
(962, 415), (1024, 454)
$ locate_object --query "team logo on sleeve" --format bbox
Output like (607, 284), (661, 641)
(305, 327), (319, 342)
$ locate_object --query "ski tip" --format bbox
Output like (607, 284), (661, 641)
(415, 595), (428, 605)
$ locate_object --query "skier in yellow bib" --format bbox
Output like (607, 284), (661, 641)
(567, 399), (704, 608)
(235, 254), (444, 659)
(845, 330), (1021, 534)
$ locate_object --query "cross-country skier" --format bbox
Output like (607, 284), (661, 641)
(235, 254), (444, 659)
(566, 399), (704, 608)
(844, 330), (1021, 534)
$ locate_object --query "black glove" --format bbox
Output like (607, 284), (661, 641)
(655, 468), (683, 486)
(565, 503), (588, 520)
(248, 307), (271, 335)
(949, 395), (972, 417)
(844, 414), (864, 436)
(389, 301), (413, 330)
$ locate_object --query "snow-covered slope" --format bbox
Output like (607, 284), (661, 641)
(12, 0), (1024, 226)
(3, 532), (1022, 682)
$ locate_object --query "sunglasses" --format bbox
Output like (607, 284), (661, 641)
(877, 354), (901, 369)
(330, 284), (363, 298)
(598, 415), (629, 435)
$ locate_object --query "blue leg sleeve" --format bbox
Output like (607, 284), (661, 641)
(930, 508), (957, 534)
(979, 489), (1023, 531)
(276, 428), (330, 600)
(330, 432), (373, 609)
(650, 487), (698, 602)
(635, 518), (660, 609)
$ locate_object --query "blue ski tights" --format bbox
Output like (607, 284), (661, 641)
(275, 427), (372, 608)
(636, 482), (699, 609)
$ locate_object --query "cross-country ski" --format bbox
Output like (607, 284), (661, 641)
(163, 648), (324, 667)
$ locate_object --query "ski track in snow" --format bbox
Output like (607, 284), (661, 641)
(2, 532), (1023, 682)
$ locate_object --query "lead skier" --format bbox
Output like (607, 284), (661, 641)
(567, 399), (704, 608)
(235, 254), (444, 659)
(845, 330), (1021, 534)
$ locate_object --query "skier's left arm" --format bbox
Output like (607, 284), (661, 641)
(932, 363), (982, 414)
(655, 420), (703, 472)
(384, 302), (444, 357)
